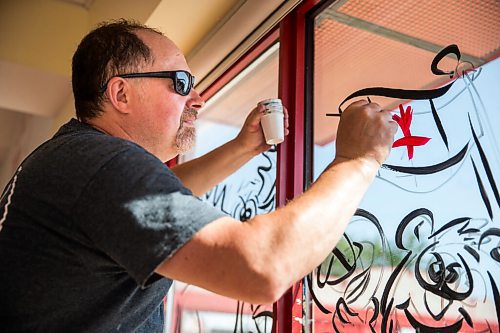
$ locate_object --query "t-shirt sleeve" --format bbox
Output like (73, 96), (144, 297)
(72, 146), (227, 287)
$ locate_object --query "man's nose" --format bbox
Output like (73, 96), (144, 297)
(187, 89), (205, 110)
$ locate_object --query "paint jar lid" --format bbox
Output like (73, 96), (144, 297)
(259, 98), (283, 113)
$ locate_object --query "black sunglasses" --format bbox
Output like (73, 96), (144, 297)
(100, 70), (195, 96)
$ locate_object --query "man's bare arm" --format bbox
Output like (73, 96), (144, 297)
(157, 100), (397, 304)
(156, 157), (378, 304)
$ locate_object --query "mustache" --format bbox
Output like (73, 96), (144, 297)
(178, 108), (198, 130)
(181, 108), (198, 120)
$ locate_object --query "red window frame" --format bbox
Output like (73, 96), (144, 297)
(195, 1), (322, 331)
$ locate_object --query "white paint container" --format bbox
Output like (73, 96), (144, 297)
(258, 98), (284, 145)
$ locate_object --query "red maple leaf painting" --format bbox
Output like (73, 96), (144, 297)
(392, 104), (431, 159)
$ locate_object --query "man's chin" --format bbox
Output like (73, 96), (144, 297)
(175, 127), (196, 154)
(175, 142), (194, 154)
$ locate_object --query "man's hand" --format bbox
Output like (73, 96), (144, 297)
(335, 100), (397, 168)
(235, 104), (290, 156)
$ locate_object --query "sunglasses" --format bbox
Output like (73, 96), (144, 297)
(100, 70), (195, 96)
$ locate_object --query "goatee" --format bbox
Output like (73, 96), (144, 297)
(175, 108), (197, 153)
(175, 126), (195, 153)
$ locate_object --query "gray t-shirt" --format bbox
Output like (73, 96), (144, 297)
(0, 119), (226, 332)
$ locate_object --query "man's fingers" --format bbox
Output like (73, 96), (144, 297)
(377, 110), (399, 137)
(344, 100), (382, 115)
(245, 105), (265, 127)
(256, 103), (266, 113)
(349, 99), (370, 107)
(380, 109), (393, 119)
(367, 102), (382, 112)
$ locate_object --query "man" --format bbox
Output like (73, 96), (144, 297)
(0, 20), (397, 332)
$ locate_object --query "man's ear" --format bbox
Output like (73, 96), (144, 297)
(106, 77), (131, 114)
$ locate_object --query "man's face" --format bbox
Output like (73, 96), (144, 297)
(131, 31), (204, 161)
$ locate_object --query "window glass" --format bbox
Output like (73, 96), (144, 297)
(169, 43), (279, 333)
(308, 1), (499, 332)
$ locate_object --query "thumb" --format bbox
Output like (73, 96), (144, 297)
(246, 104), (266, 128)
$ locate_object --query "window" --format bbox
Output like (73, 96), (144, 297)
(306, 0), (499, 332)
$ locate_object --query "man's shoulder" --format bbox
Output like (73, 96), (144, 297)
(51, 119), (181, 184)
(47, 118), (155, 165)
(54, 118), (142, 149)
(19, 118), (167, 188)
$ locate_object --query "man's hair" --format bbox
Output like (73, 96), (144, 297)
(72, 19), (163, 121)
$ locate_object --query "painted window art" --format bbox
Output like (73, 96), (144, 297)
(314, 44), (499, 333)
(309, 1), (499, 332)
